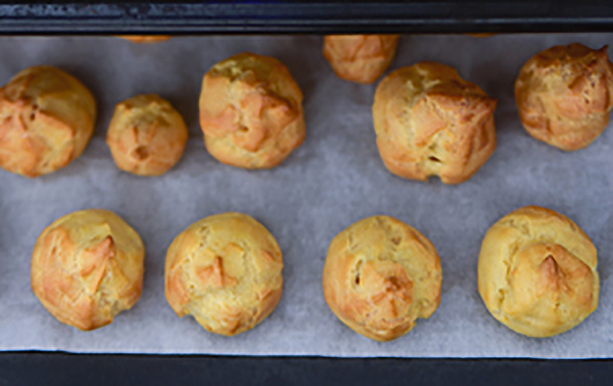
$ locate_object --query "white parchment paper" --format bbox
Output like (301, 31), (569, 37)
(1, 33), (612, 358)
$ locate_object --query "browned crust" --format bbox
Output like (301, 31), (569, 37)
(31, 209), (145, 331)
(118, 35), (171, 43)
(478, 206), (599, 337)
(199, 52), (305, 169)
(165, 212), (283, 336)
(515, 43), (613, 151)
(0, 66), (97, 177)
(373, 61), (497, 184)
(323, 35), (400, 84)
(106, 94), (188, 176)
(323, 215), (442, 342)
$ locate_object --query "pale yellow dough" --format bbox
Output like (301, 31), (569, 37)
(0, 66), (97, 177)
(199, 52), (305, 169)
(31, 209), (145, 331)
(323, 215), (442, 342)
(372, 62), (497, 184)
(165, 212), (283, 336)
(106, 94), (188, 176)
(323, 34), (399, 84)
(478, 206), (599, 338)
(515, 43), (613, 151)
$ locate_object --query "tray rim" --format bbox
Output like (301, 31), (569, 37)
(1, 351), (612, 386)
(1, 1), (613, 34)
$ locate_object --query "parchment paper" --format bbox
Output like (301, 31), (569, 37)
(1, 33), (612, 358)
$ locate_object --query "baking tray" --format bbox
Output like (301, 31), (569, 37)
(0, 0), (612, 35)
(0, 353), (611, 386)
(1, 1), (613, 384)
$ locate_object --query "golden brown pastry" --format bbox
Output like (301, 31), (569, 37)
(198, 52), (305, 169)
(165, 212), (283, 336)
(323, 215), (442, 342)
(515, 43), (613, 151)
(119, 35), (171, 43)
(31, 209), (145, 331)
(372, 62), (497, 184)
(0, 66), (97, 177)
(323, 35), (399, 84)
(106, 94), (188, 176)
(478, 206), (599, 338)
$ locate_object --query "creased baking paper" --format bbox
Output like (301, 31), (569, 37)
(1, 33), (612, 358)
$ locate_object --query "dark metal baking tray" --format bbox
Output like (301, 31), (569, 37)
(1, 353), (612, 386)
(2, 1), (613, 383)
(0, 0), (613, 34)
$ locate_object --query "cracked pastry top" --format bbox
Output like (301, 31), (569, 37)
(198, 52), (305, 169)
(323, 35), (399, 84)
(372, 62), (497, 184)
(323, 215), (442, 342)
(478, 206), (599, 338)
(515, 43), (613, 151)
(31, 209), (145, 331)
(106, 94), (188, 176)
(165, 212), (283, 336)
(0, 65), (97, 177)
